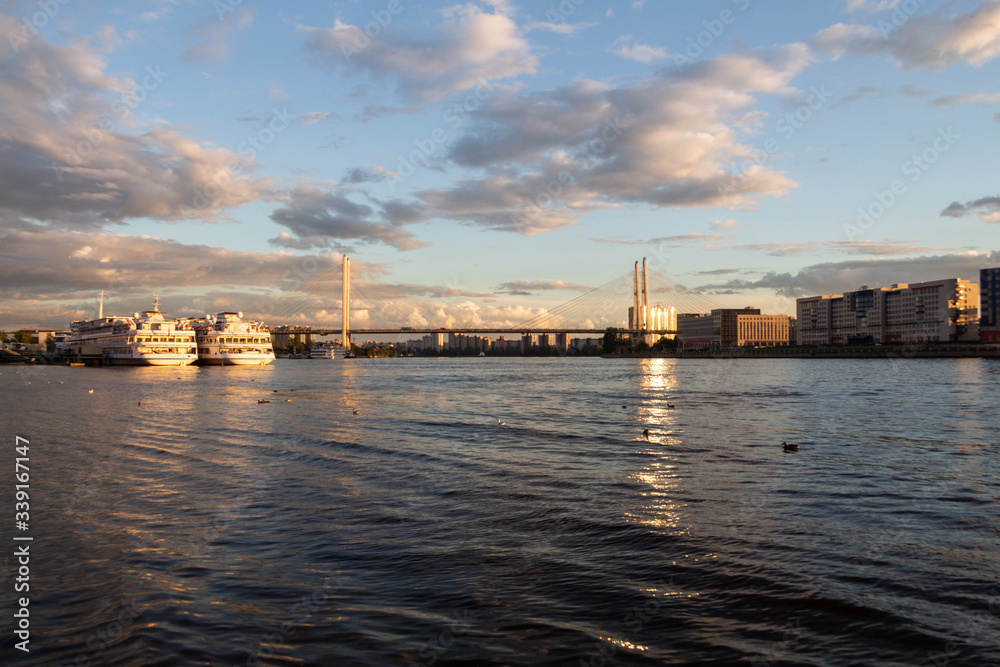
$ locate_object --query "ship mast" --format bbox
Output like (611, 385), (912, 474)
(152, 294), (160, 312)
(98, 290), (106, 319)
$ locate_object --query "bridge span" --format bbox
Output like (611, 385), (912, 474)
(259, 256), (719, 346)
(295, 328), (678, 337)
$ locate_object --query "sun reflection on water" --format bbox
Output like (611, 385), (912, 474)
(625, 359), (690, 535)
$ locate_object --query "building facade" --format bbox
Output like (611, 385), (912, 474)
(677, 308), (793, 350)
(628, 304), (678, 345)
(796, 278), (980, 345)
(736, 314), (793, 348)
(982, 267), (999, 343)
(270, 328), (315, 350)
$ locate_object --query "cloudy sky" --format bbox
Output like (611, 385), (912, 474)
(1, 0), (998, 330)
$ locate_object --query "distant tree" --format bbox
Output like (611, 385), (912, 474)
(603, 327), (619, 353)
(45, 334), (55, 353)
(0, 331), (9, 343)
(13, 331), (33, 345)
(653, 336), (679, 351)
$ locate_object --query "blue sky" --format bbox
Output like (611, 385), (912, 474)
(1, 0), (998, 329)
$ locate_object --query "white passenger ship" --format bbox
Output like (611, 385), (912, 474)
(310, 341), (346, 359)
(188, 312), (275, 365)
(63, 294), (197, 366)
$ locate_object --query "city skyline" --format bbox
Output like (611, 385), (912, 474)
(2, 0), (1000, 329)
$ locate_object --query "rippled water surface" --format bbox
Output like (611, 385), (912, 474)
(1, 357), (999, 666)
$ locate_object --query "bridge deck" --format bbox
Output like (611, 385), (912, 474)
(276, 328), (678, 336)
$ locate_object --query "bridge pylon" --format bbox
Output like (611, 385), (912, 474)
(342, 255), (350, 349)
(631, 257), (650, 344)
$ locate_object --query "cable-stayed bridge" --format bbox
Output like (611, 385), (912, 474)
(249, 256), (726, 345)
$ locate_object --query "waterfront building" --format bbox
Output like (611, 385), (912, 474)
(521, 334), (537, 353)
(570, 337), (600, 351)
(271, 327), (315, 350)
(737, 314), (793, 348)
(628, 304), (678, 345)
(677, 308), (792, 350)
(495, 336), (520, 352)
(676, 312), (717, 350)
(982, 267), (1000, 343)
(13, 328), (68, 353)
(796, 278), (980, 345)
(555, 332), (570, 351)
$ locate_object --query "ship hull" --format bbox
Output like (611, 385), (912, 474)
(196, 354), (274, 366)
(105, 355), (197, 366)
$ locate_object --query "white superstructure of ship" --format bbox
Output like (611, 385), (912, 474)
(63, 293), (197, 366)
(310, 340), (347, 359)
(188, 312), (275, 365)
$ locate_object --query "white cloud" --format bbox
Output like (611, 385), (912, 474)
(424, 45), (811, 234)
(268, 185), (428, 250)
(931, 92), (1000, 106)
(181, 8), (255, 64)
(814, 1), (1000, 69)
(612, 37), (668, 63)
(711, 219), (741, 231)
(0, 219), (344, 294)
(526, 21), (597, 35)
(300, 3), (537, 103)
(941, 195), (1000, 222)
(845, 0), (900, 13)
(0, 11), (270, 228)
(697, 251), (998, 297)
(299, 111), (339, 124)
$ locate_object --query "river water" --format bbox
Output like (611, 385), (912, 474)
(1, 357), (998, 666)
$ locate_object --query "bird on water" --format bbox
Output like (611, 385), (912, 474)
(782, 442), (800, 452)
(497, 418), (506, 426)
(643, 429), (650, 439)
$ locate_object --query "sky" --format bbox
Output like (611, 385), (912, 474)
(1, 0), (999, 330)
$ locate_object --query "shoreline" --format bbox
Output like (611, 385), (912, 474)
(603, 345), (1000, 359)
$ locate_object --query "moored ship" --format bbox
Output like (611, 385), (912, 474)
(188, 312), (275, 365)
(62, 294), (197, 366)
(309, 341), (346, 359)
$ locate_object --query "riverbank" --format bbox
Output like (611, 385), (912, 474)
(604, 344), (1000, 359)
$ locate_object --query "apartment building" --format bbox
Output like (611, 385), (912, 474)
(982, 267), (999, 343)
(796, 278), (979, 345)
